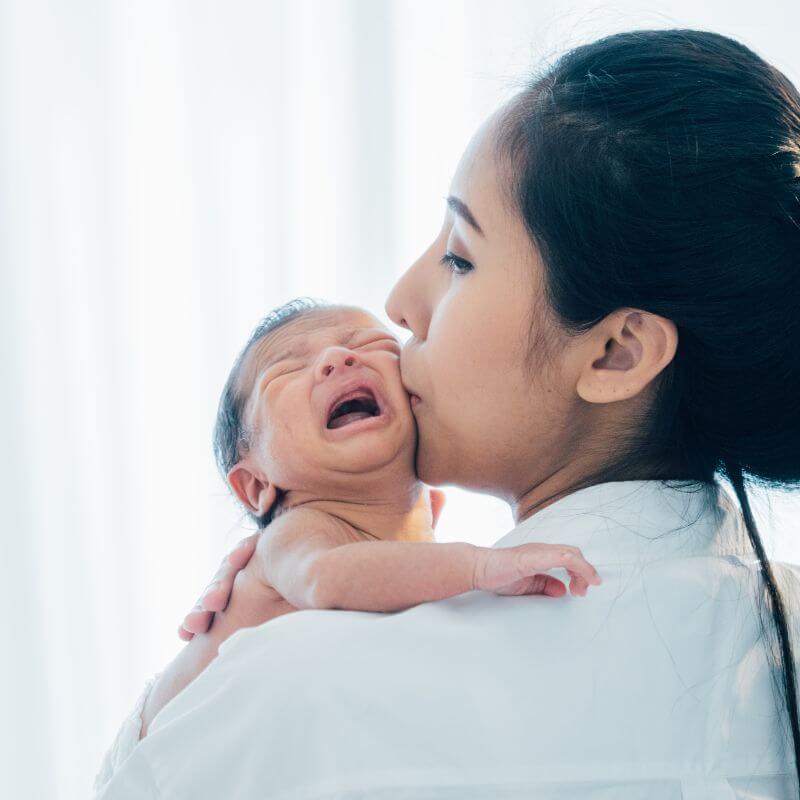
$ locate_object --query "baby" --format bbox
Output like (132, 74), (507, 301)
(139, 297), (601, 735)
(213, 296), (601, 607)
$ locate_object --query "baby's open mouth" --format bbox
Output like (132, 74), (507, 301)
(326, 389), (383, 429)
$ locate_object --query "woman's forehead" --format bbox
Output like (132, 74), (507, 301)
(448, 111), (510, 234)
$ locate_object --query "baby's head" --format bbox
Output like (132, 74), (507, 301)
(214, 297), (418, 527)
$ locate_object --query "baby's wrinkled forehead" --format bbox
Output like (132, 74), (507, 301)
(237, 308), (393, 405)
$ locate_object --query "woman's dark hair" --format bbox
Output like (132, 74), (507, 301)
(212, 295), (342, 528)
(496, 29), (800, 792)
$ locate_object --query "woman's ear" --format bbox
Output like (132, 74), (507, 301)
(227, 463), (279, 516)
(575, 309), (678, 404)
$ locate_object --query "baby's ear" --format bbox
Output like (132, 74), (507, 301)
(429, 489), (446, 529)
(227, 464), (278, 516)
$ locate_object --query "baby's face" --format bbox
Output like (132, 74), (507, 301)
(238, 308), (418, 505)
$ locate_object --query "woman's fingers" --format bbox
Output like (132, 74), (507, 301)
(202, 534), (259, 611)
(178, 624), (195, 641)
(177, 534), (260, 640)
(182, 607), (214, 635)
(226, 534), (259, 570)
(199, 582), (231, 613)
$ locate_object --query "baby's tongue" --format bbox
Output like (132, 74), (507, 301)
(329, 411), (373, 429)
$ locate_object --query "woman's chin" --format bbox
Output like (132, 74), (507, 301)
(410, 429), (453, 489)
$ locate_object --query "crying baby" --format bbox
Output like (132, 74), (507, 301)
(211, 296), (602, 613)
(137, 296), (601, 738)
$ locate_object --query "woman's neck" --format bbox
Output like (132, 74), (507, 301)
(511, 455), (691, 525)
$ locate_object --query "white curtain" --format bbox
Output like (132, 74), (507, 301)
(2, 1), (798, 797)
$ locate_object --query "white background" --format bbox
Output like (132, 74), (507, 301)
(2, 1), (799, 797)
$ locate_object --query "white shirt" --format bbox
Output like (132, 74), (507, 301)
(95, 479), (800, 799)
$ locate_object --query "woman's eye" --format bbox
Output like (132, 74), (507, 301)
(439, 251), (474, 275)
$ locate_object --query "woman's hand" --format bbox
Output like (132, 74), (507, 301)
(178, 533), (260, 641)
(472, 543), (602, 598)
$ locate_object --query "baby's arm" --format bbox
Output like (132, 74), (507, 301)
(259, 507), (601, 613)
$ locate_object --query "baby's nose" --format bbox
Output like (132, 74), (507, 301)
(316, 346), (362, 379)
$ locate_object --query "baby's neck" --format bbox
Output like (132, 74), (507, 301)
(278, 481), (436, 543)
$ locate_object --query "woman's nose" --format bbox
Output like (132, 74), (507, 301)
(385, 259), (430, 340)
(315, 346), (362, 380)
(385, 283), (411, 332)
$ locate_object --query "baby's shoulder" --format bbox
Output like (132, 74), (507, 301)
(270, 505), (365, 545)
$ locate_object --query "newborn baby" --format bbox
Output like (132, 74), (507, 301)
(212, 298), (600, 608)
(139, 298), (601, 736)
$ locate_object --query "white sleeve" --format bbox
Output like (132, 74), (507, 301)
(92, 747), (161, 800)
(92, 672), (160, 797)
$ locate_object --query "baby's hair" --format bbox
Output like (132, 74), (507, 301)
(213, 296), (348, 528)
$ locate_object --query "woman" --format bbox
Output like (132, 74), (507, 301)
(97, 28), (800, 798)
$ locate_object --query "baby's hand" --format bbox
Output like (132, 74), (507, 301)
(178, 487), (447, 639)
(472, 543), (602, 598)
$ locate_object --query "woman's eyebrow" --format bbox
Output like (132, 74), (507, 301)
(446, 195), (485, 237)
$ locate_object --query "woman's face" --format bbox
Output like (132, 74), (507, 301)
(385, 113), (594, 509)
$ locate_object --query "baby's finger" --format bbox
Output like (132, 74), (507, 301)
(548, 546), (603, 586)
(541, 574), (567, 597)
(567, 571), (589, 597)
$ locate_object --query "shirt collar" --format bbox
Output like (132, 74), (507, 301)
(492, 479), (752, 566)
